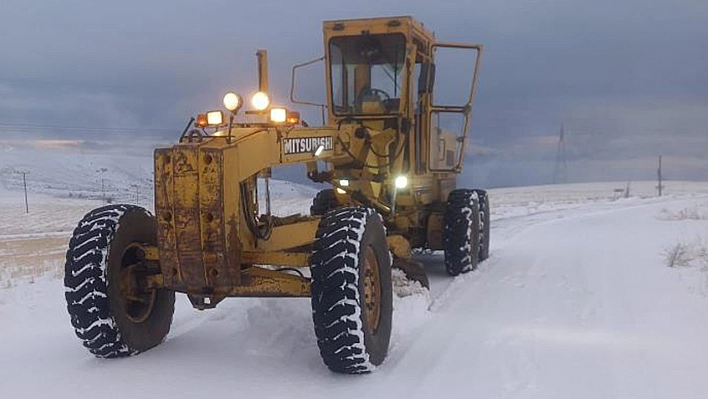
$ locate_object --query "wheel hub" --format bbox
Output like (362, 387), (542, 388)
(362, 245), (381, 333)
(120, 243), (158, 324)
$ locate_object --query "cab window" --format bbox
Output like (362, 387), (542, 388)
(329, 34), (405, 115)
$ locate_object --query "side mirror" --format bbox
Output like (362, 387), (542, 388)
(418, 63), (436, 94)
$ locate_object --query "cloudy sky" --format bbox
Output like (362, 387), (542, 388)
(1, 0), (706, 187)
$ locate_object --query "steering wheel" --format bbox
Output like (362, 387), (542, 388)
(356, 88), (391, 112)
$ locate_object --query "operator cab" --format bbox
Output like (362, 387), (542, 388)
(329, 33), (405, 116)
(288, 16), (482, 173)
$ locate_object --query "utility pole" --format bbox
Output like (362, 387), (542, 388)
(20, 171), (29, 213)
(131, 184), (139, 205)
(657, 155), (663, 197)
(96, 167), (108, 203)
(553, 124), (568, 184)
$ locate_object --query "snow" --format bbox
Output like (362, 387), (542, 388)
(2, 143), (708, 397)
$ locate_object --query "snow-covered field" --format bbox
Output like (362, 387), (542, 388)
(2, 144), (708, 398)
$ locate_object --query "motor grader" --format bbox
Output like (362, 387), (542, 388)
(64, 16), (486, 374)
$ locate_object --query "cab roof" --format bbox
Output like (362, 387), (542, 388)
(322, 16), (435, 44)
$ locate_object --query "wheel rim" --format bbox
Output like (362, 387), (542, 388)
(362, 245), (382, 334)
(120, 243), (157, 324)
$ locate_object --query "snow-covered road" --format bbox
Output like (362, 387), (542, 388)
(2, 185), (708, 398)
(395, 198), (708, 398)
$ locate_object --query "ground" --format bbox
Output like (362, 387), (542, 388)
(2, 143), (708, 398)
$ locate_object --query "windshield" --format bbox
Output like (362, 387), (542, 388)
(329, 33), (405, 115)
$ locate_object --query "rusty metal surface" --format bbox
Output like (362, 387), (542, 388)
(155, 146), (241, 293)
(154, 141), (320, 297)
(172, 147), (207, 290)
(362, 245), (382, 333)
(230, 267), (310, 297)
(154, 148), (181, 286)
(241, 251), (310, 267)
(199, 149), (238, 288)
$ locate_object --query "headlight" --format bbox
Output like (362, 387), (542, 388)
(206, 110), (224, 126)
(269, 107), (287, 123)
(223, 92), (242, 112)
(395, 175), (408, 189)
(251, 92), (270, 110)
(339, 179), (350, 187)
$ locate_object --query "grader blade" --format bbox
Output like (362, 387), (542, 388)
(392, 258), (430, 289)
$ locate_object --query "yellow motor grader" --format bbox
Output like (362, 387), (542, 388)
(64, 16), (486, 373)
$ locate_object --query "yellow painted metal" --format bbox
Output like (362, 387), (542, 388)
(322, 16), (435, 125)
(149, 16), (483, 300)
(387, 235), (412, 260)
(153, 122), (406, 295)
(154, 130), (332, 295)
(255, 219), (320, 252)
(142, 244), (160, 261)
(426, 212), (445, 250)
(242, 251), (310, 267)
(230, 267), (310, 297)
(145, 274), (165, 290)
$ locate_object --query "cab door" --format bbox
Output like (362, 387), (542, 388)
(428, 43), (483, 172)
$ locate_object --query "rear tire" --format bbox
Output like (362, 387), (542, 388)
(310, 207), (392, 373)
(310, 189), (340, 216)
(473, 189), (491, 262)
(64, 205), (174, 358)
(444, 190), (480, 276)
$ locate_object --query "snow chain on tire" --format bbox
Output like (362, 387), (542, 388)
(64, 204), (174, 358)
(444, 189), (481, 276)
(310, 206), (392, 373)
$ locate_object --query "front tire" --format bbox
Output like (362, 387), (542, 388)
(64, 205), (174, 358)
(444, 190), (481, 276)
(310, 207), (392, 373)
(473, 189), (491, 262)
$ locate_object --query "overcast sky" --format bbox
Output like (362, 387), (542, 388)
(1, 0), (706, 187)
